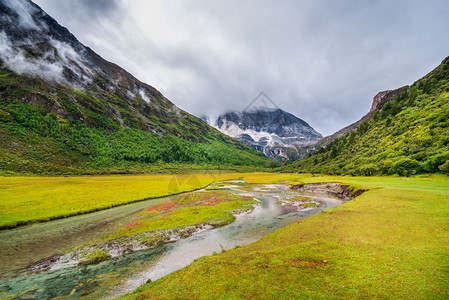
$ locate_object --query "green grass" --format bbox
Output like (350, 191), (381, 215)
(122, 173), (449, 299)
(78, 248), (110, 265)
(0, 173), (248, 229)
(110, 191), (257, 238)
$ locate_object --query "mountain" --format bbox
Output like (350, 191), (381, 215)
(204, 108), (322, 161)
(282, 56), (449, 175)
(309, 86), (409, 151)
(0, 0), (273, 175)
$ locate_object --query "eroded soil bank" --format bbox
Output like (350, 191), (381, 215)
(291, 182), (367, 199)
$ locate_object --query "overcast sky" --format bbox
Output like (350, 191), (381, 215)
(33, 0), (449, 136)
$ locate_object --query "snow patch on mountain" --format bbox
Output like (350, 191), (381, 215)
(204, 108), (322, 160)
(216, 119), (285, 146)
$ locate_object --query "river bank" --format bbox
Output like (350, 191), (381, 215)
(122, 174), (449, 299)
(0, 179), (345, 299)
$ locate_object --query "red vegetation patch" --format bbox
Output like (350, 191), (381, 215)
(204, 198), (222, 206)
(198, 194), (253, 206)
(291, 259), (327, 268)
(125, 222), (140, 228)
(191, 193), (224, 206)
(147, 201), (176, 212)
(306, 260), (326, 267)
(198, 196), (222, 206)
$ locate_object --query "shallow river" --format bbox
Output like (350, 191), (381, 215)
(0, 181), (343, 299)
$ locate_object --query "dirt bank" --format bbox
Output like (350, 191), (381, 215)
(290, 182), (367, 200)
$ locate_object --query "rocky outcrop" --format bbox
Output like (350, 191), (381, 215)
(369, 87), (409, 113)
(290, 182), (367, 200)
(28, 224), (212, 273)
(369, 90), (393, 113)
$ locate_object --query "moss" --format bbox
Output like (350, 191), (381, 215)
(111, 191), (257, 238)
(78, 248), (109, 265)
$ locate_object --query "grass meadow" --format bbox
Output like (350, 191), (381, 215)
(1, 173), (448, 298)
(0, 172), (246, 229)
(121, 173), (449, 299)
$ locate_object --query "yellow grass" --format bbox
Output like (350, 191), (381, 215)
(0, 173), (246, 229)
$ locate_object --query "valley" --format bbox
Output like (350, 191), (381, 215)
(123, 173), (449, 299)
(0, 173), (447, 299)
(0, 174), (345, 299)
(0, 1), (448, 299)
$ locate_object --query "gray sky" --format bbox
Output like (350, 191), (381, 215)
(33, 0), (449, 136)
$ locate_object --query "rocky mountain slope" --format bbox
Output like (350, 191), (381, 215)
(0, 0), (272, 174)
(204, 108), (322, 161)
(283, 56), (449, 175)
(311, 86), (409, 150)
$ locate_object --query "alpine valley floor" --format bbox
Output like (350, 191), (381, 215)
(0, 173), (448, 299)
(120, 173), (449, 299)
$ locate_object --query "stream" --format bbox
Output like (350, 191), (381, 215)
(0, 181), (344, 299)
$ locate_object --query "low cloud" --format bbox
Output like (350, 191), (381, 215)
(0, 31), (63, 81)
(2, 0), (49, 31)
(3, 0), (40, 29)
(0, 30), (92, 85)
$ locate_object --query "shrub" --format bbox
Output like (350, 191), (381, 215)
(380, 159), (394, 174)
(438, 160), (449, 174)
(392, 158), (421, 176)
(358, 164), (378, 176)
(424, 151), (449, 172)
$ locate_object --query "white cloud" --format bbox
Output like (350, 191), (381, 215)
(138, 89), (151, 104)
(0, 31), (63, 81)
(3, 0), (46, 30)
(0, 30), (92, 85)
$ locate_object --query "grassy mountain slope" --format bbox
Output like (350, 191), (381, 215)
(283, 56), (449, 176)
(0, 1), (273, 175)
(0, 70), (272, 174)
